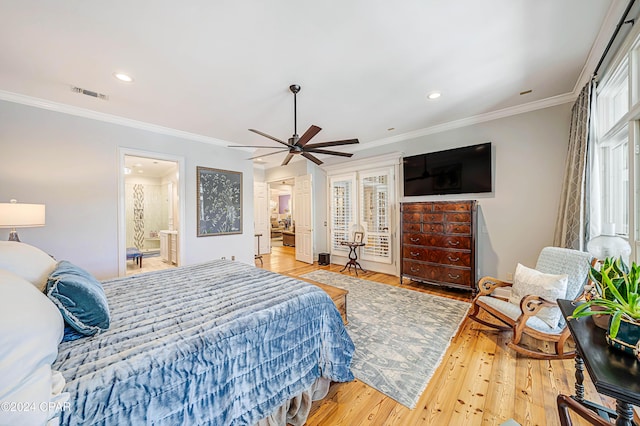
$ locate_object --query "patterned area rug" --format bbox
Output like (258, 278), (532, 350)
(301, 270), (470, 409)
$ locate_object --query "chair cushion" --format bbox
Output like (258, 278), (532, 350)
(535, 247), (593, 329)
(509, 263), (568, 328)
(478, 295), (565, 334)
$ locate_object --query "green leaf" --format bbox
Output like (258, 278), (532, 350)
(609, 311), (623, 338)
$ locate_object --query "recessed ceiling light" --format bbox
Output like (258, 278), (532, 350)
(113, 72), (134, 83)
(427, 92), (441, 100)
(124, 167), (132, 175)
(137, 170), (144, 174)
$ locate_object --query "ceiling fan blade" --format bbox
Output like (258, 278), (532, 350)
(296, 125), (322, 147)
(281, 153), (295, 166)
(248, 149), (290, 160)
(306, 148), (354, 157)
(303, 138), (359, 149)
(230, 145), (290, 148)
(302, 152), (323, 165)
(248, 129), (291, 147)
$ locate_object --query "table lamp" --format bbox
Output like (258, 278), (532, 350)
(0, 199), (46, 242)
(586, 223), (631, 263)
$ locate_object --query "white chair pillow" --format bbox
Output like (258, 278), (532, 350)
(509, 263), (568, 328)
(0, 241), (57, 291)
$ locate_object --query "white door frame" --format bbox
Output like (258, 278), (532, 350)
(117, 147), (186, 276)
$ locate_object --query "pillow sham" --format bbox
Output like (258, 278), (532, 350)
(0, 268), (66, 426)
(46, 260), (110, 335)
(0, 241), (57, 291)
(509, 263), (568, 328)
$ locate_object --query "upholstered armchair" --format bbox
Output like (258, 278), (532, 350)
(468, 247), (594, 359)
(270, 219), (285, 238)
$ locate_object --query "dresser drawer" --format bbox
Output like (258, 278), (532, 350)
(403, 247), (471, 267)
(423, 223), (444, 234)
(402, 261), (471, 287)
(402, 222), (422, 232)
(433, 202), (473, 213)
(445, 212), (471, 223)
(403, 234), (472, 249)
(421, 213), (444, 223)
(403, 203), (433, 213)
(445, 223), (471, 235)
(403, 212), (422, 223)
(430, 265), (472, 286)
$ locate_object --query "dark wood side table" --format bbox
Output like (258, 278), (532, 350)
(339, 241), (366, 276)
(558, 299), (640, 425)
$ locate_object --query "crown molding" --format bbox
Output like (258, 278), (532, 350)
(0, 89), (242, 150)
(574, 0), (632, 90)
(350, 91), (577, 152)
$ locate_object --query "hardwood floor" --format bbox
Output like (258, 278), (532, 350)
(136, 246), (626, 425)
(260, 246), (620, 426)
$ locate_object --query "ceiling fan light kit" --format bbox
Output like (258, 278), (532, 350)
(241, 84), (359, 166)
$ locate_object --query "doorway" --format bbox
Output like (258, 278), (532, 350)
(118, 150), (185, 276)
(269, 179), (294, 250)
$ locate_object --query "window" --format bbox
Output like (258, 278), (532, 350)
(597, 125), (629, 236)
(329, 174), (356, 255)
(359, 169), (393, 263)
(329, 167), (394, 264)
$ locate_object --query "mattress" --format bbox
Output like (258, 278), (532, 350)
(52, 260), (354, 425)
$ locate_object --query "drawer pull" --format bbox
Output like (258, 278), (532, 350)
(448, 256), (460, 262)
(447, 240), (460, 246)
(410, 267), (420, 273)
(410, 237), (420, 243)
(410, 251), (420, 257)
(448, 273), (461, 279)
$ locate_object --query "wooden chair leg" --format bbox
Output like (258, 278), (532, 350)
(557, 394), (611, 426)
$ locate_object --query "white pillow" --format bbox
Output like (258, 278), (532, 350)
(0, 269), (66, 426)
(509, 263), (568, 328)
(0, 241), (57, 291)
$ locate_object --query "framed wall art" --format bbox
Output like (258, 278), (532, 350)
(196, 166), (242, 236)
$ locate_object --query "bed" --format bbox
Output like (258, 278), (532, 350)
(0, 242), (354, 426)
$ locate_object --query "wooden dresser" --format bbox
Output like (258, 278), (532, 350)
(400, 200), (477, 293)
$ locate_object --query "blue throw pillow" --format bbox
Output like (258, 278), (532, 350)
(46, 260), (110, 335)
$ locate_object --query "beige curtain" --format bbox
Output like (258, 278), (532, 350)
(553, 82), (593, 250)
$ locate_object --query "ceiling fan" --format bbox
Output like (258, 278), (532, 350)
(232, 84), (359, 166)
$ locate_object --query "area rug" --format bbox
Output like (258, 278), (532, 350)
(301, 270), (470, 409)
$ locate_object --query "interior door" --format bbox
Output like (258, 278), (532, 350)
(254, 182), (270, 255)
(294, 174), (313, 264)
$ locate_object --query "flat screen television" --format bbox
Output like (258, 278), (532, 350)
(403, 142), (492, 196)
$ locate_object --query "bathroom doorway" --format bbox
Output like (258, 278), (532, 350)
(118, 150), (185, 276)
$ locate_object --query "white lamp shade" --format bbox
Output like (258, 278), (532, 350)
(586, 234), (631, 262)
(0, 202), (46, 228)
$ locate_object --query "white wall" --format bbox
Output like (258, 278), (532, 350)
(0, 100), (255, 279)
(322, 103), (573, 281)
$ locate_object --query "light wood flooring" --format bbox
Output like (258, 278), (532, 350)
(141, 245), (631, 425)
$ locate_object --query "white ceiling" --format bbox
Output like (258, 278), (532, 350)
(0, 1), (622, 168)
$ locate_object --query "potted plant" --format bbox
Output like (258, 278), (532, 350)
(571, 256), (640, 356)
(583, 257), (626, 329)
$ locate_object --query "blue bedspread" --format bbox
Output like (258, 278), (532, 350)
(52, 260), (354, 425)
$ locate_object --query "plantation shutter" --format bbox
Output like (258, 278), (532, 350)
(329, 174), (356, 256)
(359, 168), (393, 264)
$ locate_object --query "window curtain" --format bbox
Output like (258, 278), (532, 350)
(553, 81), (594, 250)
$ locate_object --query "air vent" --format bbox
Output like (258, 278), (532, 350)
(71, 86), (109, 100)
